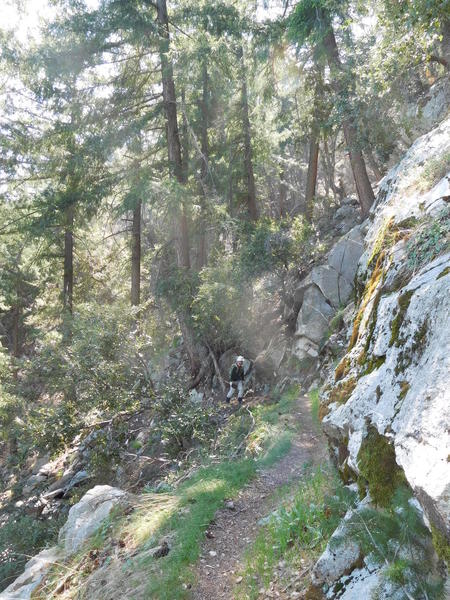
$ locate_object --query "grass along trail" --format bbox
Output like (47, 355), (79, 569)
(191, 393), (328, 600)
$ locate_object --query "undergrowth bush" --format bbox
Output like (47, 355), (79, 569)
(155, 381), (216, 457)
(0, 515), (62, 593)
(14, 302), (154, 453)
(332, 487), (444, 599)
(406, 208), (450, 271)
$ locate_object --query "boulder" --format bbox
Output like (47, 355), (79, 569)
(292, 336), (319, 361)
(58, 485), (129, 555)
(324, 253), (450, 534)
(328, 226), (365, 287)
(295, 285), (334, 345)
(254, 335), (287, 377)
(311, 265), (353, 309)
(0, 547), (59, 600)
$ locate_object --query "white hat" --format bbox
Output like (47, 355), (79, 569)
(237, 356), (245, 363)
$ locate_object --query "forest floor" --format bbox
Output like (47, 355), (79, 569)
(191, 394), (329, 600)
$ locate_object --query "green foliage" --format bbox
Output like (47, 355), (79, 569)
(236, 467), (356, 599)
(333, 488), (444, 599)
(192, 257), (246, 347)
(238, 217), (313, 280)
(154, 381), (216, 458)
(431, 524), (450, 565)
(0, 515), (62, 593)
(357, 426), (407, 507)
(15, 303), (153, 453)
(288, 0), (345, 46)
(406, 209), (450, 271)
(0, 345), (22, 445)
(418, 152), (450, 192)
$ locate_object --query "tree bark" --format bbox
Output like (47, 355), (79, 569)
(322, 28), (375, 216)
(196, 60), (209, 270)
(131, 199), (141, 306)
(157, 0), (190, 270)
(63, 204), (74, 316)
(305, 136), (319, 222)
(181, 88), (189, 183)
(157, 0), (200, 374)
(278, 168), (287, 218)
(238, 44), (258, 221)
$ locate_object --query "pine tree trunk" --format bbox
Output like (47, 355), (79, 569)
(181, 88), (189, 183)
(305, 136), (319, 222)
(63, 204), (74, 316)
(157, 0), (190, 271)
(278, 168), (287, 218)
(196, 60), (208, 270)
(322, 28), (375, 216)
(131, 199), (141, 306)
(157, 0), (200, 374)
(238, 45), (258, 221)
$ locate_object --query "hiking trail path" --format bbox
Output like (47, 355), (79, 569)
(192, 394), (328, 600)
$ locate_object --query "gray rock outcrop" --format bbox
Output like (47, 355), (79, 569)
(58, 485), (129, 555)
(292, 226), (365, 360)
(1, 486), (129, 600)
(313, 115), (450, 597)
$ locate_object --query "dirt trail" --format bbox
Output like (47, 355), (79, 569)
(191, 395), (328, 600)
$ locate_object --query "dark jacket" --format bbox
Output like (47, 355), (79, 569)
(229, 363), (245, 382)
(229, 360), (253, 382)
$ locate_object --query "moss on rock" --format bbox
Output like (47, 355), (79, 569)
(357, 426), (407, 507)
(398, 380), (410, 400)
(389, 289), (414, 347)
(431, 525), (450, 565)
(328, 377), (357, 406)
(364, 355), (386, 375)
(348, 253), (386, 351)
(335, 357), (351, 382)
(437, 266), (450, 280)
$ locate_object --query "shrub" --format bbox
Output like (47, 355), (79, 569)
(154, 381), (216, 458)
(16, 302), (154, 452)
(334, 488), (444, 598)
(406, 208), (450, 271)
(0, 515), (62, 593)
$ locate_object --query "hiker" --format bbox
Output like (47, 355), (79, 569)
(226, 355), (253, 405)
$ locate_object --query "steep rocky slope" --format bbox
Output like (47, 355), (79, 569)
(311, 115), (450, 598)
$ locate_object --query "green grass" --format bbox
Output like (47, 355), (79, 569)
(309, 388), (320, 428)
(30, 386), (301, 600)
(139, 386), (300, 599)
(234, 466), (356, 600)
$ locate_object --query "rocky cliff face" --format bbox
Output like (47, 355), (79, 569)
(312, 116), (450, 598)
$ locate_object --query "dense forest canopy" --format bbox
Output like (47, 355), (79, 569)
(0, 0), (449, 592)
(0, 0), (448, 421)
(0, 0), (448, 436)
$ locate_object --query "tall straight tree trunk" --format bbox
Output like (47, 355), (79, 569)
(156, 0), (190, 270)
(181, 88), (189, 182)
(63, 204), (74, 316)
(305, 136), (319, 222)
(131, 199), (141, 306)
(238, 44), (258, 221)
(196, 60), (209, 270)
(157, 0), (200, 374)
(278, 168), (287, 218)
(322, 28), (375, 216)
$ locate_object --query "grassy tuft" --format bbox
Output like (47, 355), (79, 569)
(234, 467), (356, 600)
(309, 388), (320, 428)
